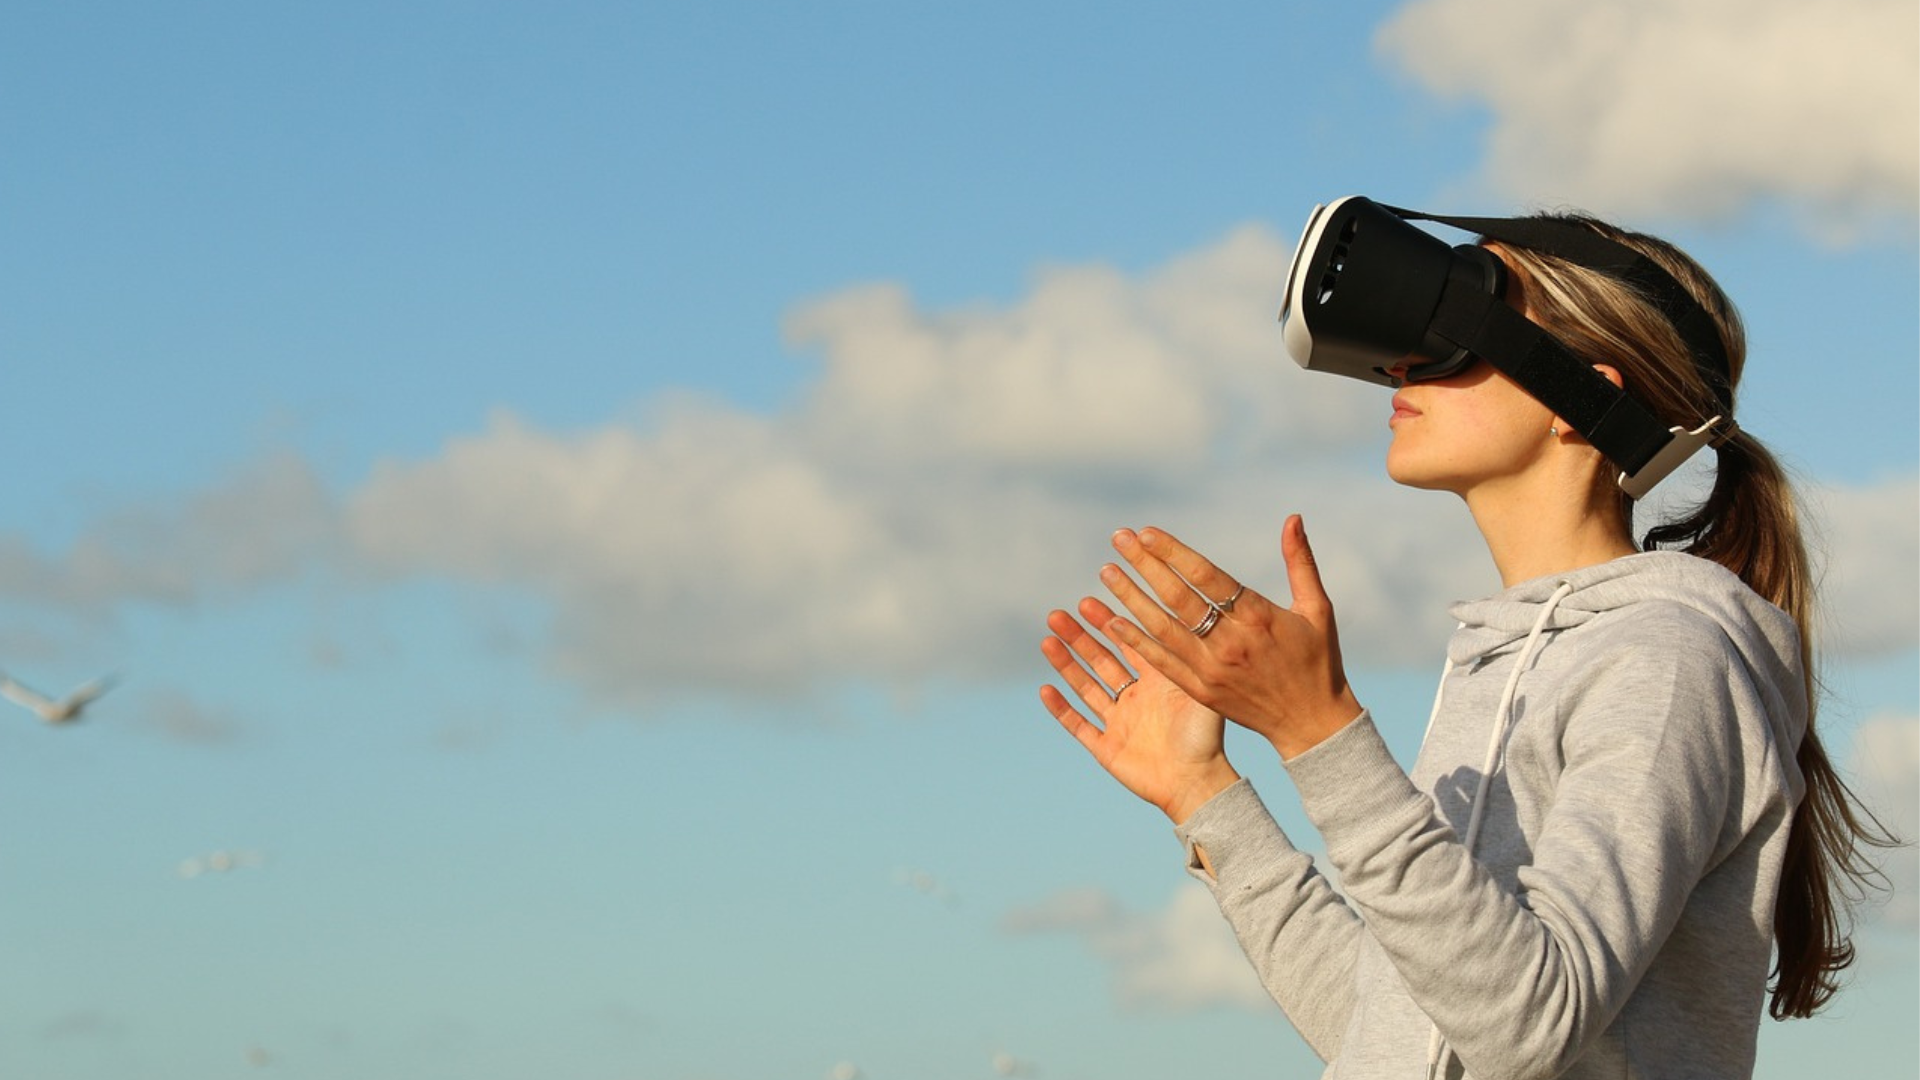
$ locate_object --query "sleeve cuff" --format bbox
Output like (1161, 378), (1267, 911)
(1172, 777), (1301, 882)
(1282, 709), (1430, 858)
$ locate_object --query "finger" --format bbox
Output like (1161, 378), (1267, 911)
(1041, 627), (1125, 712)
(1101, 612), (1196, 692)
(1134, 526), (1245, 611)
(1280, 514), (1333, 619)
(1111, 529), (1218, 627)
(1077, 599), (1166, 673)
(1075, 594), (1125, 633)
(1109, 633), (1159, 682)
(1046, 608), (1133, 692)
(1039, 684), (1104, 757)
(1098, 561), (1197, 641)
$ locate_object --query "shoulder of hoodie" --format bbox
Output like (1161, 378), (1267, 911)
(1579, 550), (1791, 636)
(1537, 563), (1807, 786)
(1550, 553), (1794, 696)
(1566, 598), (1745, 675)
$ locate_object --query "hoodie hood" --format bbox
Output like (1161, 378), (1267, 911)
(1448, 552), (1797, 662)
(1447, 550), (1808, 757)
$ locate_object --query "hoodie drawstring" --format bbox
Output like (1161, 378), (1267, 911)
(1422, 580), (1575, 1080)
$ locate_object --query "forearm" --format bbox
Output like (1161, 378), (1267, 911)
(1175, 779), (1364, 1061)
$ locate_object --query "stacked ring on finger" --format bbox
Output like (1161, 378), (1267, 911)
(1189, 606), (1223, 638)
(1207, 584), (1246, 613)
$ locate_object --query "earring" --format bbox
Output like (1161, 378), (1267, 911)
(1549, 424), (1560, 438)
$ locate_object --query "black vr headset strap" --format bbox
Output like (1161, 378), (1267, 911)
(1395, 209), (1734, 414)
(1427, 276), (1676, 479)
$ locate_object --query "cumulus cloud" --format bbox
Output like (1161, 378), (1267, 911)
(336, 226), (1442, 703)
(1375, 0), (1919, 239)
(0, 453), (340, 612)
(1845, 713), (1919, 930)
(0, 230), (1909, 707)
(1807, 475), (1920, 657)
(1001, 884), (1270, 1012)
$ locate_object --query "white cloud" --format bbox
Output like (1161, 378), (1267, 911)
(1000, 884), (1270, 1013)
(336, 226), (1428, 704)
(1845, 713), (1919, 930)
(1375, 0), (1919, 239)
(1806, 475), (1920, 658)
(0, 453), (339, 611)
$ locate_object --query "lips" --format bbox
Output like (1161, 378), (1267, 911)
(1390, 392), (1421, 425)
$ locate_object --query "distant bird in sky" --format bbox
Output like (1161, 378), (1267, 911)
(178, 849), (267, 879)
(0, 672), (118, 724)
(991, 1050), (1034, 1077)
(893, 866), (959, 906)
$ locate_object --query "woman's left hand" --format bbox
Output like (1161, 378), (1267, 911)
(1097, 514), (1363, 760)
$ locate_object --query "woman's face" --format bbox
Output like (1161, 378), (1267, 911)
(1383, 358), (1557, 495)
(1382, 246), (1561, 496)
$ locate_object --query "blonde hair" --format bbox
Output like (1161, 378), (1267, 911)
(1497, 215), (1896, 1020)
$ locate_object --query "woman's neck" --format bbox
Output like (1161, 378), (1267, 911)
(1463, 471), (1638, 587)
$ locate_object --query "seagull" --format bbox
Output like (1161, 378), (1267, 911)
(893, 866), (959, 905)
(991, 1050), (1033, 1077)
(177, 848), (266, 879)
(0, 672), (118, 724)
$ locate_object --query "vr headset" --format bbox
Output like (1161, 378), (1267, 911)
(1278, 196), (1733, 498)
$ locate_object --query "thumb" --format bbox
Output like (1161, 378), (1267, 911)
(1281, 514), (1333, 619)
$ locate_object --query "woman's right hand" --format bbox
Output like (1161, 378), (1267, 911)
(1041, 597), (1241, 824)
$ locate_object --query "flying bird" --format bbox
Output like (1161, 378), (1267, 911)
(893, 866), (959, 906)
(178, 849), (267, 879)
(0, 672), (118, 724)
(992, 1050), (1034, 1077)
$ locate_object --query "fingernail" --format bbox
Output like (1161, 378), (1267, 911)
(1099, 564), (1122, 584)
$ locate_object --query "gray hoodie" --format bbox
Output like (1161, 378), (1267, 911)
(1174, 551), (1806, 1080)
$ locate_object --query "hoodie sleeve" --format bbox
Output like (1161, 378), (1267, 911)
(1173, 776), (1365, 1062)
(1285, 621), (1766, 1080)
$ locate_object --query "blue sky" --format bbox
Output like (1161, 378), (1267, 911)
(1, 3), (1915, 1079)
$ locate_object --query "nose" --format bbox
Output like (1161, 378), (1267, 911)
(1383, 359), (1413, 381)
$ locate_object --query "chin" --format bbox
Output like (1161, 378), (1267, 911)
(1385, 444), (1434, 488)
(1388, 471), (1459, 494)
(1385, 448), (1466, 495)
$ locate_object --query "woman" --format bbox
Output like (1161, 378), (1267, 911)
(1039, 212), (1889, 1080)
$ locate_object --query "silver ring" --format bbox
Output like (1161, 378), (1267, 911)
(1189, 606), (1223, 638)
(1110, 677), (1138, 701)
(1208, 584), (1246, 613)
